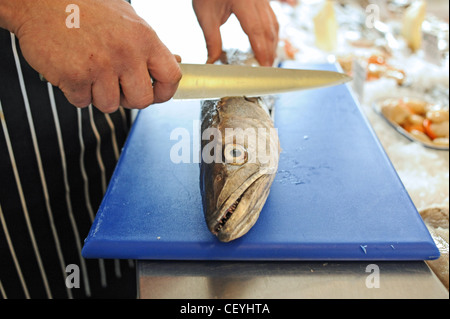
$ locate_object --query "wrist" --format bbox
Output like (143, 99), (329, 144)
(0, 0), (33, 34)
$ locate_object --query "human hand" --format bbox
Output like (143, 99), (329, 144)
(192, 0), (279, 66)
(0, 0), (181, 112)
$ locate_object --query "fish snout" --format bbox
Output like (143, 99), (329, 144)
(209, 173), (274, 242)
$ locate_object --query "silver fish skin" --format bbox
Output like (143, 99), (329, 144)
(200, 96), (280, 242)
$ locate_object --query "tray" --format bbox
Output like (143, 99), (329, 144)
(373, 97), (449, 151)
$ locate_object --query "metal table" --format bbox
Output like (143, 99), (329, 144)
(138, 260), (448, 299)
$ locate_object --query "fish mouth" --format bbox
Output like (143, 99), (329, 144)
(208, 173), (272, 242)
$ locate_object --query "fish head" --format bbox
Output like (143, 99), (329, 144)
(201, 107), (280, 242)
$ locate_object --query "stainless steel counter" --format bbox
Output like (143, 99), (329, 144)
(138, 260), (448, 299)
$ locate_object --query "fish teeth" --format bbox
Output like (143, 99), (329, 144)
(214, 196), (243, 234)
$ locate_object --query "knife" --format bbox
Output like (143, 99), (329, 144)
(173, 63), (352, 100)
(39, 64), (351, 99)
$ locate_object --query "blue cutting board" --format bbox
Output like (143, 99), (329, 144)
(82, 62), (439, 260)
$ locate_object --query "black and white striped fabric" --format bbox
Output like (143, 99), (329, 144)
(0, 29), (136, 298)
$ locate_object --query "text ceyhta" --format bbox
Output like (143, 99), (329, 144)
(180, 303), (270, 316)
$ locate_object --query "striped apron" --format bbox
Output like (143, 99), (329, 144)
(0, 28), (136, 299)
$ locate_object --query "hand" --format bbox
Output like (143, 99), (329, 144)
(192, 0), (279, 66)
(1, 0), (182, 112)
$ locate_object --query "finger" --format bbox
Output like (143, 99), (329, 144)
(249, 5), (278, 66)
(151, 78), (179, 104)
(174, 54), (182, 63)
(193, 2), (225, 64)
(60, 79), (92, 108)
(204, 24), (223, 64)
(148, 56), (182, 103)
(119, 64), (154, 109)
(262, 3), (279, 64)
(199, 19), (223, 64)
(235, 2), (279, 66)
(91, 73), (121, 113)
(147, 49), (182, 103)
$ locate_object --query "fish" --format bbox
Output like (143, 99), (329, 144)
(200, 51), (281, 242)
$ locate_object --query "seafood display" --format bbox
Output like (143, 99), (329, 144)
(200, 52), (280, 242)
(420, 207), (449, 290)
(365, 54), (406, 85)
(377, 97), (449, 149)
(338, 54), (406, 85)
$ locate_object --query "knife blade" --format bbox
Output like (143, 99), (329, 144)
(173, 63), (352, 100)
(39, 63), (351, 100)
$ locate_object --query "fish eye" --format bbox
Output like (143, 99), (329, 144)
(224, 143), (248, 165)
